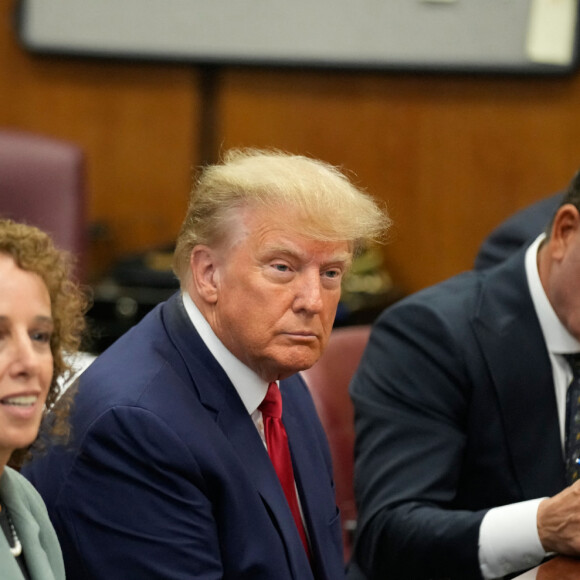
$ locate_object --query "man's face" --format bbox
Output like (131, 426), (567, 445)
(544, 205), (580, 341)
(201, 206), (351, 381)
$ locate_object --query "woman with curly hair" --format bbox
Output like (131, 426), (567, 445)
(0, 218), (86, 580)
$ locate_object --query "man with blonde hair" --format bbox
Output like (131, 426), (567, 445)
(24, 148), (389, 579)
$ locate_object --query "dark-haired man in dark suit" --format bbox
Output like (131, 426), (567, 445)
(350, 173), (580, 579)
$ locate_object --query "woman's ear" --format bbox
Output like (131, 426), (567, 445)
(189, 245), (220, 304)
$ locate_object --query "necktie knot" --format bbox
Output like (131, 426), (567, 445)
(259, 382), (282, 419)
(565, 353), (580, 377)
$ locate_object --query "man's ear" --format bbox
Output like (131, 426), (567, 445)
(189, 245), (220, 304)
(550, 204), (580, 261)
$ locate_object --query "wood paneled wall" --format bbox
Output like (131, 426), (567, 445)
(0, 1), (200, 281)
(2, 0), (580, 293)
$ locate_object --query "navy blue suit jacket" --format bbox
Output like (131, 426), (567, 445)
(24, 294), (344, 579)
(349, 245), (566, 580)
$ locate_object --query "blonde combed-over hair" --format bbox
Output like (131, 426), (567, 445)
(173, 148), (390, 285)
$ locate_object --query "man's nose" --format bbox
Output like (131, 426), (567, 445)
(294, 272), (324, 313)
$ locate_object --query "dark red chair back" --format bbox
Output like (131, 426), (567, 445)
(0, 129), (87, 279)
(301, 324), (371, 562)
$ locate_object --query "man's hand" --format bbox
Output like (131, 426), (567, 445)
(538, 481), (580, 554)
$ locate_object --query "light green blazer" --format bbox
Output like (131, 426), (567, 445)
(0, 467), (65, 580)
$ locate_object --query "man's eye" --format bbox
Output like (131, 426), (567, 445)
(324, 270), (341, 279)
(273, 264), (290, 272)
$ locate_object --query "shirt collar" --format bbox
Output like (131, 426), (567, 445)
(181, 292), (267, 415)
(525, 234), (580, 355)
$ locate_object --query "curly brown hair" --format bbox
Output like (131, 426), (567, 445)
(0, 219), (88, 468)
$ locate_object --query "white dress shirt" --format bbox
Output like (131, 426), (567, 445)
(479, 234), (580, 579)
(181, 291), (269, 442)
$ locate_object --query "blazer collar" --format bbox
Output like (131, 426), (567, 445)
(0, 468), (59, 580)
(473, 248), (566, 497)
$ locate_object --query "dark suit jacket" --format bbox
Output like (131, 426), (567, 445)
(23, 294), (344, 580)
(348, 245), (566, 580)
(474, 192), (564, 270)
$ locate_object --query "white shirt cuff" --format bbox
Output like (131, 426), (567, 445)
(479, 498), (548, 579)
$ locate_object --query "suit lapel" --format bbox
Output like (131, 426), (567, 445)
(161, 295), (313, 579)
(0, 542), (27, 580)
(473, 251), (566, 498)
(218, 395), (313, 579)
(282, 377), (343, 580)
(0, 469), (58, 580)
(8, 506), (57, 580)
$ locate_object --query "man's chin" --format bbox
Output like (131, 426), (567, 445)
(271, 351), (322, 379)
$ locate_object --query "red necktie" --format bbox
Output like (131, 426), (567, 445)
(260, 382), (311, 557)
